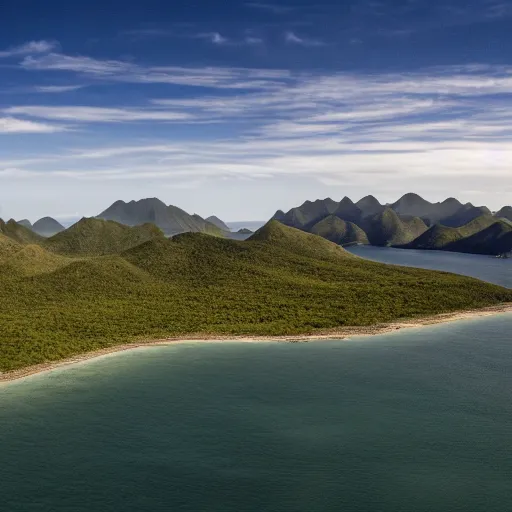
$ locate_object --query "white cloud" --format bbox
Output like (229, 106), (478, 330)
(21, 53), (288, 89)
(0, 40), (58, 58)
(0, 117), (67, 133)
(33, 85), (84, 93)
(5, 106), (193, 123)
(284, 31), (325, 46)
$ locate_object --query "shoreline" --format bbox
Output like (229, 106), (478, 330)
(1, 303), (511, 384)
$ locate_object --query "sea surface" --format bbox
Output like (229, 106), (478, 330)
(346, 245), (512, 288)
(1, 250), (511, 512)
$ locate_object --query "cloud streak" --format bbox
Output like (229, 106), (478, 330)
(0, 40), (58, 58)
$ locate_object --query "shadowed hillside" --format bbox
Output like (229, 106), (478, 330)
(1, 220), (511, 372)
(272, 193), (511, 255)
(365, 209), (428, 246)
(401, 215), (497, 251)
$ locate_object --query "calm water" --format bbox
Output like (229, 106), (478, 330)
(1, 314), (512, 512)
(346, 245), (512, 288)
(1, 249), (511, 511)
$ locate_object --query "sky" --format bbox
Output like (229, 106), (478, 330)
(0, 0), (511, 222)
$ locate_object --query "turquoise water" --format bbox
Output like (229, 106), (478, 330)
(346, 245), (512, 288)
(1, 314), (512, 512)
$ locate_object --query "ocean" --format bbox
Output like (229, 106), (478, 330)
(1, 249), (511, 512)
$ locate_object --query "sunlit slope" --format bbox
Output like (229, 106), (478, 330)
(43, 218), (166, 256)
(1, 221), (511, 371)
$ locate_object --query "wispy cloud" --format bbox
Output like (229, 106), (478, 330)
(33, 85), (85, 93)
(21, 53), (290, 89)
(0, 117), (67, 133)
(284, 31), (325, 46)
(0, 40), (58, 58)
(5, 106), (193, 123)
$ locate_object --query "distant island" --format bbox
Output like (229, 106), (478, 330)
(273, 193), (512, 257)
(1, 216), (511, 377)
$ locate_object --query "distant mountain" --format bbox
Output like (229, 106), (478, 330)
(333, 197), (363, 224)
(311, 216), (369, 246)
(365, 208), (428, 246)
(32, 217), (65, 237)
(237, 228), (253, 234)
(356, 195), (384, 218)
(97, 198), (224, 237)
(44, 218), (165, 256)
(272, 198), (338, 230)
(0, 218), (43, 245)
(440, 204), (492, 228)
(391, 194), (463, 225)
(17, 219), (33, 230)
(206, 216), (230, 232)
(496, 206), (512, 222)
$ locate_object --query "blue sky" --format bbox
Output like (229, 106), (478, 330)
(1, 0), (511, 222)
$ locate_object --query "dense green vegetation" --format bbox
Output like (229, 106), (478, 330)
(401, 215), (497, 251)
(43, 218), (165, 255)
(311, 216), (369, 245)
(0, 219), (511, 372)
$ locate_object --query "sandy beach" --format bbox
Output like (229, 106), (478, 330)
(1, 303), (511, 384)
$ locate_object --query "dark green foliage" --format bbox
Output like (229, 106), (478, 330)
(446, 221), (512, 255)
(0, 220), (511, 372)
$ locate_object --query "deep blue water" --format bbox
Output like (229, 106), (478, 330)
(1, 249), (511, 511)
(346, 245), (512, 288)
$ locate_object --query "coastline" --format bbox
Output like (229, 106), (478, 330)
(1, 303), (511, 384)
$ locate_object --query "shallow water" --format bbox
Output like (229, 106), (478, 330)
(1, 313), (512, 512)
(346, 245), (512, 288)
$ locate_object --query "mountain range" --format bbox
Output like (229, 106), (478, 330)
(273, 193), (512, 256)
(1, 216), (511, 372)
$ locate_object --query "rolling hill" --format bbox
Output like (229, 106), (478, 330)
(0, 218), (44, 244)
(43, 217), (166, 256)
(496, 206), (512, 222)
(311, 216), (369, 246)
(1, 220), (510, 372)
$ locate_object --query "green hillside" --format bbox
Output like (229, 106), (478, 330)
(402, 215), (497, 251)
(365, 208), (428, 246)
(43, 218), (166, 256)
(446, 221), (512, 255)
(0, 220), (511, 372)
(311, 216), (369, 245)
(0, 218), (44, 244)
